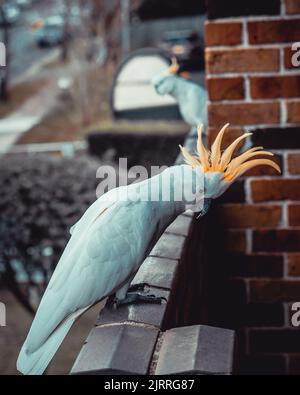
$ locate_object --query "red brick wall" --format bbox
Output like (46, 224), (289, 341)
(205, 0), (300, 374)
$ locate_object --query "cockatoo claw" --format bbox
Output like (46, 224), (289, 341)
(106, 295), (119, 310)
(128, 282), (150, 293)
(107, 292), (166, 309)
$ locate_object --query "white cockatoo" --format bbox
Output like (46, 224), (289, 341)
(152, 57), (208, 128)
(17, 124), (280, 375)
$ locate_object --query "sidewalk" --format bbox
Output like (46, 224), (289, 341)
(0, 80), (59, 154)
(0, 30), (111, 156)
(0, 50), (83, 156)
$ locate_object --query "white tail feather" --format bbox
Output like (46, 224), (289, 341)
(17, 307), (87, 375)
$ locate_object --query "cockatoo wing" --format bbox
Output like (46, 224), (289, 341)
(18, 192), (159, 375)
(179, 82), (207, 127)
(69, 185), (125, 235)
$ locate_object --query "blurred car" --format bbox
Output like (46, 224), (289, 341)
(35, 8), (84, 49)
(158, 30), (204, 71)
(13, 0), (32, 8)
(35, 16), (64, 47)
(60, 3), (92, 21)
(0, 3), (20, 25)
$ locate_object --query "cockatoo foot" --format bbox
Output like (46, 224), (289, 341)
(117, 293), (166, 306)
(128, 282), (150, 293)
(107, 292), (166, 309)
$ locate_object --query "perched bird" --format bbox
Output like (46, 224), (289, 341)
(17, 124), (280, 375)
(152, 57), (208, 128)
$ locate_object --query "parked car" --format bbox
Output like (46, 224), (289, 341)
(35, 16), (64, 47)
(0, 3), (20, 25)
(13, 0), (32, 9)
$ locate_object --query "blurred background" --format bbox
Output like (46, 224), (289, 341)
(1, 0), (300, 376)
(0, 0), (206, 375)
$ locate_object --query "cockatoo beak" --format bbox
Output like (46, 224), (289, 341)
(180, 123), (281, 200)
(165, 57), (180, 75)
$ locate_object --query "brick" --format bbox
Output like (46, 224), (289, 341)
(285, 0), (300, 14)
(238, 354), (287, 375)
(213, 281), (247, 327)
(208, 102), (280, 127)
(224, 298), (284, 327)
(207, 77), (244, 101)
(235, 303), (285, 327)
(248, 19), (300, 44)
(250, 279), (300, 302)
(206, 48), (279, 73)
(227, 254), (283, 277)
(252, 126), (300, 149)
(251, 179), (300, 202)
(132, 256), (178, 289)
(235, 326), (248, 352)
(208, 280), (247, 327)
(245, 154), (283, 177)
(253, 229), (300, 252)
(70, 324), (159, 375)
(250, 75), (300, 99)
(224, 230), (246, 253)
(205, 21), (242, 46)
(246, 304), (285, 327)
(288, 355), (300, 375)
(226, 280), (248, 305)
(289, 204), (300, 226)
(218, 180), (245, 203)
(208, 126), (244, 149)
(150, 233), (186, 260)
(155, 325), (235, 375)
(207, 0), (280, 19)
(288, 254), (300, 276)
(249, 329), (300, 353)
(288, 153), (300, 174)
(216, 204), (281, 228)
(286, 101), (300, 123)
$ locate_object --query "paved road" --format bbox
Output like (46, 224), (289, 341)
(0, 0), (61, 81)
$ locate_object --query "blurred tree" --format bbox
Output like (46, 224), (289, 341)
(0, 1), (11, 101)
(65, 0), (120, 127)
(61, 0), (72, 62)
(0, 155), (101, 314)
(90, 0), (120, 64)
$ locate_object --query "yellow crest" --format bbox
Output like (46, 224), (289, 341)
(179, 124), (280, 182)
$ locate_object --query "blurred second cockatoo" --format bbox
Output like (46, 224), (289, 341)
(17, 124), (280, 375)
(152, 57), (207, 128)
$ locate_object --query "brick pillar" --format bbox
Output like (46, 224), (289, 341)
(205, 0), (300, 374)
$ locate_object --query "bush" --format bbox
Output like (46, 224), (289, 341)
(0, 154), (101, 313)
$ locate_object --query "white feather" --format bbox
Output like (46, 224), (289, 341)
(18, 167), (200, 375)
